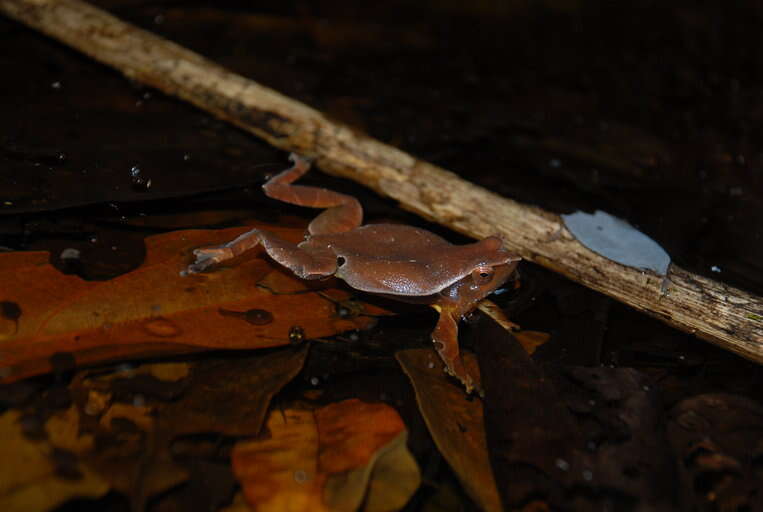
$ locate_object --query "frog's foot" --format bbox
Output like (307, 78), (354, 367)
(183, 246), (234, 275)
(182, 228), (266, 276)
(442, 357), (482, 396)
(432, 309), (482, 395)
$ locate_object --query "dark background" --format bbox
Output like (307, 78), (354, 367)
(1, 1), (762, 510)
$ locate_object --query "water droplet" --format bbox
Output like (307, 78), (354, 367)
(60, 248), (80, 260)
(289, 325), (305, 344)
(130, 166), (151, 191)
(555, 458), (570, 471)
(711, 265), (721, 273)
(310, 376), (319, 386)
(51, 81), (62, 90)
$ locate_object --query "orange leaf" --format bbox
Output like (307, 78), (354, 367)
(0, 224), (382, 382)
(232, 399), (420, 512)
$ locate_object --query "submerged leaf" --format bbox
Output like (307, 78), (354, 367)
(163, 346), (309, 436)
(0, 224), (381, 382)
(0, 409), (109, 512)
(232, 399), (420, 512)
(397, 349), (502, 512)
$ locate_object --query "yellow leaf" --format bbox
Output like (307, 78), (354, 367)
(232, 399), (420, 512)
(0, 410), (109, 512)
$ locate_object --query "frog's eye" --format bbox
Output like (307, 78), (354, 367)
(471, 266), (494, 286)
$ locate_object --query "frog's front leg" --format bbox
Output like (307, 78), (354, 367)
(431, 306), (481, 395)
(185, 227), (336, 279)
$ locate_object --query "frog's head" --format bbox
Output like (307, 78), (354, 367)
(439, 236), (521, 313)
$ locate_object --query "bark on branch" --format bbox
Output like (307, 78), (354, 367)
(2, 0), (761, 361)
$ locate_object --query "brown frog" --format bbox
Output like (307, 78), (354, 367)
(185, 154), (520, 393)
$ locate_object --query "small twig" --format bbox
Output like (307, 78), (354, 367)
(1, 0), (761, 361)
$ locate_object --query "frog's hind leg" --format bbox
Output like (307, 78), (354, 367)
(263, 154), (363, 236)
(431, 307), (481, 395)
(185, 227), (336, 279)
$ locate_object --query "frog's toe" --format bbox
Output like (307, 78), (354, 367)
(184, 247), (233, 275)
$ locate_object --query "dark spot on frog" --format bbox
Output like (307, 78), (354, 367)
(184, 287), (196, 293)
(0, 301), (21, 321)
(218, 308), (274, 326)
(289, 325), (305, 344)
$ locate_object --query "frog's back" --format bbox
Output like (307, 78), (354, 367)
(321, 224), (451, 260)
(303, 224), (508, 296)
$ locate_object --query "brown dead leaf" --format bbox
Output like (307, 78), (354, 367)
(232, 399), (420, 512)
(0, 223), (383, 382)
(162, 346), (310, 436)
(396, 348), (502, 512)
(0, 409), (109, 512)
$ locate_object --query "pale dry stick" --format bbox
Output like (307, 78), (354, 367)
(1, 0), (761, 360)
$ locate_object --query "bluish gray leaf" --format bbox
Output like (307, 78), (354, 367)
(562, 210), (671, 275)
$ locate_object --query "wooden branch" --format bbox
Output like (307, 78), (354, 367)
(2, 0), (761, 361)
